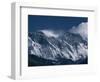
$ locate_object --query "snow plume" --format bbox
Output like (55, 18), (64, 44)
(40, 30), (59, 38)
(69, 22), (88, 40)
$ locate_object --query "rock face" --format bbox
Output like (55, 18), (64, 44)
(28, 30), (88, 66)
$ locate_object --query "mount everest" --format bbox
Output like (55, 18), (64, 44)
(28, 22), (88, 66)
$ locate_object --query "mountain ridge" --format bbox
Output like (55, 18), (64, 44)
(28, 30), (88, 66)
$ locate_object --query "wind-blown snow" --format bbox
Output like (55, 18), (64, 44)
(69, 22), (88, 40)
(40, 30), (59, 38)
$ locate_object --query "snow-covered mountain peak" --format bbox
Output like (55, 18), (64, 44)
(28, 30), (88, 63)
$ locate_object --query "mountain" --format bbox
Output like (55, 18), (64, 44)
(28, 30), (88, 66)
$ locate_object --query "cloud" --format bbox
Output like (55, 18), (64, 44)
(69, 22), (88, 40)
(40, 30), (59, 38)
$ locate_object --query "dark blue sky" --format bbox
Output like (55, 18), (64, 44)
(28, 15), (88, 32)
